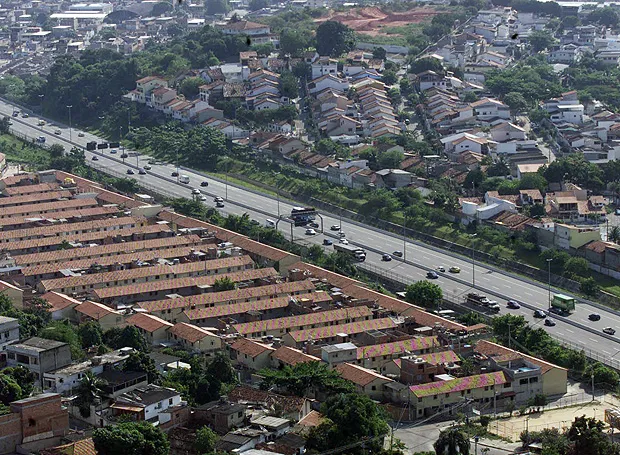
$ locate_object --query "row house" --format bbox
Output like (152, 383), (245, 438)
(311, 56), (338, 80)
(129, 76), (167, 106)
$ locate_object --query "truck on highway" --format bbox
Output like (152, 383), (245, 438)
(550, 294), (576, 315)
(179, 174), (190, 184)
(466, 293), (500, 312)
(333, 243), (366, 262)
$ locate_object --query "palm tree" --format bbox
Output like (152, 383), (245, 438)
(434, 426), (470, 455)
(609, 225), (620, 244)
(75, 371), (107, 418)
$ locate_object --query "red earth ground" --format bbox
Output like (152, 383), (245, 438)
(316, 7), (440, 36)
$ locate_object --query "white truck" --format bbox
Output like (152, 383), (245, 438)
(333, 243), (366, 262)
(179, 174), (190, 184)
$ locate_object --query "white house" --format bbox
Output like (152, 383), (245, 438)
(308, 74), (350, 94)
(0, 316), (19, 352)
(471, 98), (510, 119)
(311, 56), (338, 80)
(490, 122), (527, 142)
(441, 132), (492, 155)
(110, 384), (183, 425)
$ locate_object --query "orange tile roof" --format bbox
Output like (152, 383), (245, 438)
(232, 306), (372, 336)
(357, 336), (439, 360)
(182, 296), (293, 321)
(0, 190), (73, 207)
(230, 338), (274, 358)
(0, 203), (120, 229)
(475, 340), (566, 374)
(287, 317), (398, 343)
(93, 268), (277, 300)
(335, 362), (392, 386)
(40, 291), (81, 311)
(0, 198), (99, 219)
(419, 350), (460, 365)
(297, 410), (324, 428)
(270, 346), (321, 366)
(137, 278), (312, 312)
(410, 371), (507, 398)
(168, 322), (218, 343)
(127, 313), (173, 333)
(75, 301), (121, 320)
(3, 182), (59, 196)
(42, 437), (97, 455)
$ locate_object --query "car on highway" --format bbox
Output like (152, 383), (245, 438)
(544, 318), (556, 327)
(12, 111), (18, 117)
(78, 132), (84, 137)
(393, 251), (403, 257)
(436, 266), (445, 272)
(604, 327), (616, 335)
(309, 222), (319, 229)
(110, 149), (117, 154)
(198, 195), (207, 201)
(91, 156), (99, 161)
(330, 225), (341, 231)
(200, 181), (209, 187)
(120, 153), (128, 159)
(589, 313), (601, 321)
(171, 171), (179, 177)
(216, 201), (225, 208)
(339, 238), (349, 244)
(533, 309), (547, 318)
(323, 239), (333, 246)
(143, 165), (151, 170)
(382, 253), (392, 261)
(305, 229), (316, 235)
(138, 168), (147, 175)
(449, 266), (461, 273)
(507, 300), (521, 309)
(38, 120), (45, 126)
(338, 232), (346, 238)
(191, 188), (201, 195)
(214, 197), (224, 203)
(126, 169), (134, 175)
(427, 271), (439, 279)
(37, 136), (45, 143)
(54, 129), (61, 135)
(21, 113), (28, 118)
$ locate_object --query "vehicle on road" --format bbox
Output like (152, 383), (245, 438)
(126, 169), (134, 175)
(449, 266), (461, 273)
(404, 118), (410, 125)
(309, 222), (319, 229)
(589, 313), (601, 321)
(92, 156), (99, 161)
(191, 188), (201, 195)
(334, 243), (366, 261)
(201, 181), (209, 187)
(54, 129), (61, 135)
(37, 136), (45, 143)
(291, 206), (316, 226)
(305, 228), (316, 235)
(143, 165), (151, 170)
(199, 195), (207, 201)
(382, 254), (392, 261)
(339, 238), (349, 244)
(21, 113), (28, 118)
(604, 327), (616, 335)
(179, 175), (190, 184)
(38, 120), (45, 126)
(138, 168), (147, 175)
(110, 149), (117, 154)
(120, 153), (128, 159)
(544, 318), (556, 327)
(393, 251), (403, 257)
(427, 271), (438, 279)
(216, 201), (225, 208)
(78, 132), (84, 137)
(534, 309), (547, 318)
(12, 111), (18, 117)
(323, 239), (332, 246)
(338, 232), (346, 238)
(466, 293), (500, 312)
(265, 219), (276, 228)
(330, 225), (341, 231)
(214, 197), (224, 203)
(171, 171), (178, 177)
(551, 294), (576, 315)
(507, 300), (521, 309)
(436, 266), (445, 272)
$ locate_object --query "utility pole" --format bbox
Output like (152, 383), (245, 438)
(403, 214), (407, 262)
(547, 258), (553, 311)
(471, 233), (477, 287)
(592, 373), (595, 401)
(67, 104), (73, 143)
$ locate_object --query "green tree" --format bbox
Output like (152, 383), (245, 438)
(40, 321), (84, 360)
(205, 0), (229, 15)
(0, 375), (21, 405)
(377, 149), (404, 169)
(195, 426), (219, 453)
(433, 427), (470, 455)
(503, 92), (528, 112)
(93, 421), (169, 455)
(405, 280), (443, 309)
(566, 416), (616, 455)
(359, 190), (401, 219)
(409, 57), (444, 75)
(315, 21), (356, 57)
(563, 257), (590, 278)
(587, 7), (619, 27)
(1, 367), (35, 398)
(249, 0), (269, 10)
(74, 371), (107, 417)
(280, 71), (299, 99)
(123, 351), (160, 383)
(213, 276), (236, 292)
(608, 225), (620, 244)
(49, 143), (65, 158)
(179, 77), (205, 99)
(372, 47), (387, 60)
(519, 173), (547, 192)
(78, 321), (103, 348)
(104, 326), (149, 352)
(381, 70), (398, 85)
(580, 277), (600, 297)
(0, 116), (10, 134)
(463, 92), (478, 103)
(529, 30), (556, 52)
(259, 361), (354, 397)
(206, 351), (237, 385)
(280, 28), (308, 57)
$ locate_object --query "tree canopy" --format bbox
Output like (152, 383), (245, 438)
(259, 361), (354, 397)
(315, 21), (356, 57)
(405, 280), (443, 309)
(93, 421), (169, 455)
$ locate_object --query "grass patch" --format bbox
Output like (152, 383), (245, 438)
(0, 134), (50, 168)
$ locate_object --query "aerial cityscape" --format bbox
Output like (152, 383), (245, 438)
(2, 0), (620, 454)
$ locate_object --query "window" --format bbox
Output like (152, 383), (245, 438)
(433, 395), (438, 400)
(519, 378), (528, 385)
(169, 398), (173, 405)
(371, 386), (376, 391)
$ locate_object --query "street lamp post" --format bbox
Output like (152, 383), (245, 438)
(471, 233), (477, 288)
(38, 94), (44, 113)
(547, 258), (553, 311)
(66, 105), (73, 143)
(403, 214), (407, 262)
(120, 126), (124, 164)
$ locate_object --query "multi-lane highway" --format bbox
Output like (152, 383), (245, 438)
(3, 98), (620, 367)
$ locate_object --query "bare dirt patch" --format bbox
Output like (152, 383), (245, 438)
(316, 7), (440, 36)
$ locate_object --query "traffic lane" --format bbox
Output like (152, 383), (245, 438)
(8, 108), (620, 340)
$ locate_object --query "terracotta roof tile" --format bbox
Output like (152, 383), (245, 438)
(127, 313), (173, 333)
(336, 362), (392, 386)
(410, 371), (507, 397)
(168, 322), (217, 343)
(475, 340), (566, 374)
(270, 346), (320, 366)
(230, 338), (274, 358)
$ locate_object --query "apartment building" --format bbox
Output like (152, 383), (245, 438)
(6, 337), (72, 387)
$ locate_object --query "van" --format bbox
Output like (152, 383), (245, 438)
(179, 174), (190, 184)
(265, 219), (276, 228)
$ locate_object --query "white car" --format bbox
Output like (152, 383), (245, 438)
(339, 238), (349, 244)
(437, 266), (445, 272)
(191, 188), (201, 195)
(305, 228), (317, 235)
(214, 196), (224, 203)
(143, 164), (152, 170)
(199, 195), (207, 201)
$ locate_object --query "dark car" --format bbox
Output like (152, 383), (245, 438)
(216, 202), (225, 208)
(91, 156), (99, 161)
(200, 181), (209, 187)
(544, 318), (556, 327)
(393, 251), (403, 257)
(323, 239), (333, 246)
(171, 171), (179, 177)
(533, 309), (547, 318)
(126, 169), (135, 175)
(426, 271), (438, 279)
(507, 300), (521, 309)
(589, 313), (601, 321)
(382, 254), (392, 261)
(604, 327), (616, 336)
(120, 153), (128, 159)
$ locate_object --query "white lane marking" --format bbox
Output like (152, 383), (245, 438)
(589, 338), (599, 342)
(565, 329), (575, 334)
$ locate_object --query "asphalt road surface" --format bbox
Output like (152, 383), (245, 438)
(3, 100), (620, 367)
